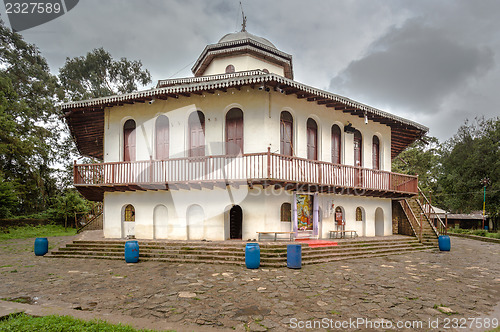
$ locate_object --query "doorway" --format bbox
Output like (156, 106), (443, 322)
(229, 205), (242, 239)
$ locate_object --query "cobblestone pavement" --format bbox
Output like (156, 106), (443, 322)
(0, 236), (499, 331)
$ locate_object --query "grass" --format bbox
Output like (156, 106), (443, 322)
(0, 225), (76, 241)
(448, 228), (500, 239)
(0, 313), (171, 331)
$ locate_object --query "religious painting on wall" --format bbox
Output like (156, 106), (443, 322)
(296, 194), (313, 231)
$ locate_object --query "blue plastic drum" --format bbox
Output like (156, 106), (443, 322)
(287, 244), (302, 269)
(245, 243), (260, 269)
(124, 240), (139, 263)
(34, 237), (48, 256)
(438, 235), (451, 251)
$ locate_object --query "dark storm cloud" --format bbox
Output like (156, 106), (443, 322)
(330, 19), (495, 113)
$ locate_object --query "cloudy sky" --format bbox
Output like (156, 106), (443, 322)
(2, 0), (499, 141)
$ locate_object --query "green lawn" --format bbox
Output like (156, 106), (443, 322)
(0, 313), (170, 331)
(0, 225), (76, 241)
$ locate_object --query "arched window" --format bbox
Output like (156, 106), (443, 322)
(155, 115), (169, 160)
(306, 118), (318, 160)
(280, 111), (293, 156)
(280, 203), (291, 222)
(354, 130), (362, 167)
(124, 204), (135, 222)
(188, 111), (205, 157)
(372, 135), (380, 170)
(225, 64), (235, 74)
(123, 119), (136, 161)
(331, 124), (341, 164)
(226, 108), (244, 155)
(356, 207), (363, 221)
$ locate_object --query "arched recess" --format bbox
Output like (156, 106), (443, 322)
(153, 204), (168, 239)
(188, 111), (205, 157)
(280, 111), (293, 156)
(331, 124), (342, 164)
(372, 135), (380, 170)
(226, 108), (244, 155)
(155, 115), (169, 160)
(123, 119), (136, 161)
(356, 206), (366, 237)
(306, 118), (318, 160)
(229, 205), (243, 239)
(121, 204), (135, 238)
(186, 204), (205, 240)
(375, 207), (384, 236)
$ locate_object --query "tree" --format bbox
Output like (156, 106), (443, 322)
(59, 47), (152, 101)
(392, 136), (441, 193)
(0, 21), (61, 215)
(47, 190), (91, 228)
(437, 117), (500, 222)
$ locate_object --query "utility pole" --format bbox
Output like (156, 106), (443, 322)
(481, 178), (490, 230)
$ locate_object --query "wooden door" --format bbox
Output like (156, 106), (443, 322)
(155, 115), (169, 159)
(123, 119), (136, 162)
(331, 125), (341, 164)
(226, 108), (243, 155)
(354, 130), (362, 186)
(372, 135), (380, 170)
(280, 111), (293, 156)
(307, 118), (317, 160)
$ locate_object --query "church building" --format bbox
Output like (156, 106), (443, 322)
(62, 25), (427, 241)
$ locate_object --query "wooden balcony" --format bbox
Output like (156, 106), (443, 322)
(74, 150), (418, 201)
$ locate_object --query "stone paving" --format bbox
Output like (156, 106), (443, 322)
(0, 235), (499, 331)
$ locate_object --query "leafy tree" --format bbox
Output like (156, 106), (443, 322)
(59, 47), (152, 101)
(437, 117), (500, 221)
(47, 190), (91, 228)
(0, 21), (61, 215)
(392, 136), (441, 193)
(0, 171), (17, 218)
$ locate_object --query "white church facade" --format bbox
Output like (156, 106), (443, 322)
(63, 28), (427, 241)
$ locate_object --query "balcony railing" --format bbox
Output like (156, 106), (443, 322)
(74, 149), (418, 196)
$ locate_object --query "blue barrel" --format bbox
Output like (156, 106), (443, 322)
(34, 238), (48, 256)
(438, 235), (451, 251)
(245, 243), (260, 269)
(485, 226), (489, 231)
(287, 244), (302, 269)
(124, 240), (139, 263)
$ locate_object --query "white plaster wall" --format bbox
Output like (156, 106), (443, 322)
(203, 54), (285, 77)
(103, 188), (392, 240)
(104, 88), (392, 172)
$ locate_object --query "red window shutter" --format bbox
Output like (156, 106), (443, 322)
(226, 108), (244, 155)
(307, 119), (317, 160)
(372, 136), (380, 170)
(280, 112), (293, 156)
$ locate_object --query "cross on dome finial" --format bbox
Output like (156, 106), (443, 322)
(240, 1), (247, 32)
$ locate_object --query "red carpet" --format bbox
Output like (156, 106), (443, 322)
(295, 239), (338, 247)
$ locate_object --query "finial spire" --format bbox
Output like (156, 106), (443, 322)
(240, 1), (247, 32)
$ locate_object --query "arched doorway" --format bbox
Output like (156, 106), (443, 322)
(121, 204), (135, 238)
(229, 205), (242, 239)
(356, 207), (366, 237)
(306, 118), (318, 160)
(226, 108), (244, 155)
(375, 207), (384, 236)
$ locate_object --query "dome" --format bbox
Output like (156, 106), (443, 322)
(218, 31), (277, 49)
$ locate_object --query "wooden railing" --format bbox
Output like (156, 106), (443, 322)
(417, 187), (447, 235)
(399, 199), (421, 240)
(74, 150), (418, 195)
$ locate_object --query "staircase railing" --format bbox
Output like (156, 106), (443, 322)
(77, 202), (103, 234)
(399, 199), (422, 241)
(417, 187), (447, 236)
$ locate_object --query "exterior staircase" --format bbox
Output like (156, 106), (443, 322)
(77, 203), (103, 234)
(47, 237), (435, 268)
(398, 187), (447, 246)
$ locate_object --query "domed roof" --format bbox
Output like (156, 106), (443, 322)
(218, 31), (277, 49)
